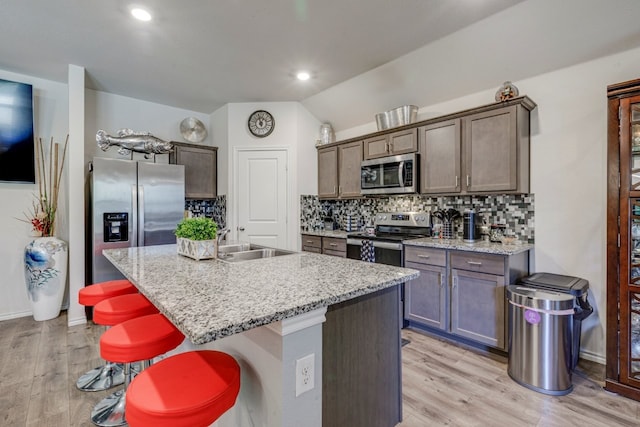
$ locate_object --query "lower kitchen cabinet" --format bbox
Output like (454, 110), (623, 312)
(404, 245), (529, 351)
(322, 237), (346, 257)
(404, 246), (447, 330)
(301, 234), (322, 253)
(451, 268), (505, 349)
(301, 234), (346, 257)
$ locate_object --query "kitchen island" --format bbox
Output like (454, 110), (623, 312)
(104, 244), (419, 427)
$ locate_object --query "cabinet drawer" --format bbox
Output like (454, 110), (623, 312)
(323, 237), (346, 252)
(404, 246), (446, 267)
(302, 246), (322, 254)
(301, 235), (322, 249)
(450, 252), (505, 276)
(323, 249), (346, 258)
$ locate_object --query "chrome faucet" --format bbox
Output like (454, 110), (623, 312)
(217, 228), (230, 244)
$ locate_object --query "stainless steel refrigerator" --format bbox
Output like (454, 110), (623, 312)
(91, 157), (185, 283)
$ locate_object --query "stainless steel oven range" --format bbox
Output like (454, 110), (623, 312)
(346, 212), (431, 267)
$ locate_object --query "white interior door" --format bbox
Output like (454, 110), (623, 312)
(236, 149), (288, 248)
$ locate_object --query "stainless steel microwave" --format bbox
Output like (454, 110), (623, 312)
(361, 153), (418, 195)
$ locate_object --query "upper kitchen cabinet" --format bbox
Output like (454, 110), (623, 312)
(169, 142), (217, 199)
(318, 141), (363, 199)
(419, 97), (535, 196)
(463, 105), (525, 193)
(363, 128), (418, 160)
(419, 119), (461, 194)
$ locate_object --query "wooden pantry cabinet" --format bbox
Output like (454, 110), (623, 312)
(169, 142), (217, 199)
(419, 98), (534, 195)
(404, 245), (529, 351)
(606, 77), (640, 401)
(317, 141), (362, 199)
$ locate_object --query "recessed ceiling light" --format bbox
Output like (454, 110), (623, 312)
(296, 71), (310, 81)
(131, 8), (152, 21)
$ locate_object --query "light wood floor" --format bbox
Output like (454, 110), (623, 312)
(1, 313), (639, 426)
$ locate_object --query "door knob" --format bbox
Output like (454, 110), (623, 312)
(237, 226), (245, 231)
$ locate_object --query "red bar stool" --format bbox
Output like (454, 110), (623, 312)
(79, 280), (137, 307)
(126, 350), (241, 427)
(93, 293), (159, 326)
(77, 280), (138, 392)
(91, 313), (185, 427)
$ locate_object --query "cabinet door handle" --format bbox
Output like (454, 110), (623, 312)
(455, 175), (459, 188)
(467, 261), (482, 266)
(452, 277), (457, 289)
(306, 240), (314, 244)
(466, 175), (470, 187)
(439, 273), (444, 287)
(329, 243), (337, 247)
(388, 142), (393, 153)
(385, 142), (389, 152)
(417, 254), (430, 259)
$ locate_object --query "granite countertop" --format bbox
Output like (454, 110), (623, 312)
(403, 237), (533, 256)
(103, 245), (418, 344)
(300, 230), (349, 238)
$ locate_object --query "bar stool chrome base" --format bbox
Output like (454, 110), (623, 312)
(91, 389), (126, 427)
(76, 362), (124, 392)
(90, 360), (149, 426)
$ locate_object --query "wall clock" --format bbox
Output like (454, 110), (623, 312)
(247, 110), (275, 138)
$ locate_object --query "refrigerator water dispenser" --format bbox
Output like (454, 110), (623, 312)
(103, 213), (129, 242)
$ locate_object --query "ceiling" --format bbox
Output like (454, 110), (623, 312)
(2, 0), (640, 132)
(0, 1), (523, 112)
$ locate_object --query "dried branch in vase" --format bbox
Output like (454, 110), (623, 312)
(19, 135), (69, 236)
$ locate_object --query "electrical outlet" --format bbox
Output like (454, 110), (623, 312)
(295, 353), (315, 397)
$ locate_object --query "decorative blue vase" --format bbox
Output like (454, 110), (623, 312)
(24, 236), (68, 321)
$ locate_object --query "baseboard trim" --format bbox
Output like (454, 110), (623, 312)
(0, 310), (32, 321)
(68, 316), (87, 327)
(580, 349), (605, 365)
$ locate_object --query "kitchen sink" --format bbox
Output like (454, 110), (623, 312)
(217, 243), (296, 263)
(218, 242), (252, 255)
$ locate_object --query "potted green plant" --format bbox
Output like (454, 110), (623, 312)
(175, 217), (218, 260)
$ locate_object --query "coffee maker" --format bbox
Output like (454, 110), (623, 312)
(463, 210), (480, 242)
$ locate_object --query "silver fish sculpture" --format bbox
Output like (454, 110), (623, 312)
(96, 129), (173, 158)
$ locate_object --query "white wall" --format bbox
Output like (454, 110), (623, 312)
(85, 89), (213, 165)
(211, 105), (229, 195)
(0, 69), (68, 320)
(221, 102), (319, 251)
(0, 73), (215, 321)
(67, 65), (86, 326)
(334, 46), (640, 363)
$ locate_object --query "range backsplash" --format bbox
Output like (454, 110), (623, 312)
(300, 194), (535, 243)
(185, 196), (227, 229)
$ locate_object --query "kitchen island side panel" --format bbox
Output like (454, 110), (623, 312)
(323, 285), (402, 427)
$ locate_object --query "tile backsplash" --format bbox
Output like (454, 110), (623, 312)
(300, 194), (535, 243)
(185, 196), (227, 229)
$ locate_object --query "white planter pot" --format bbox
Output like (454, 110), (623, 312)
(24, 236), (68, 321)
(177, 237), (218, 260)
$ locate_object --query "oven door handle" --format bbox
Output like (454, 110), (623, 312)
(347, 239), (403, 251)
(398, 161), (404, 186)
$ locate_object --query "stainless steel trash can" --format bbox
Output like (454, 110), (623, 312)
(507, 286), (576, 395)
